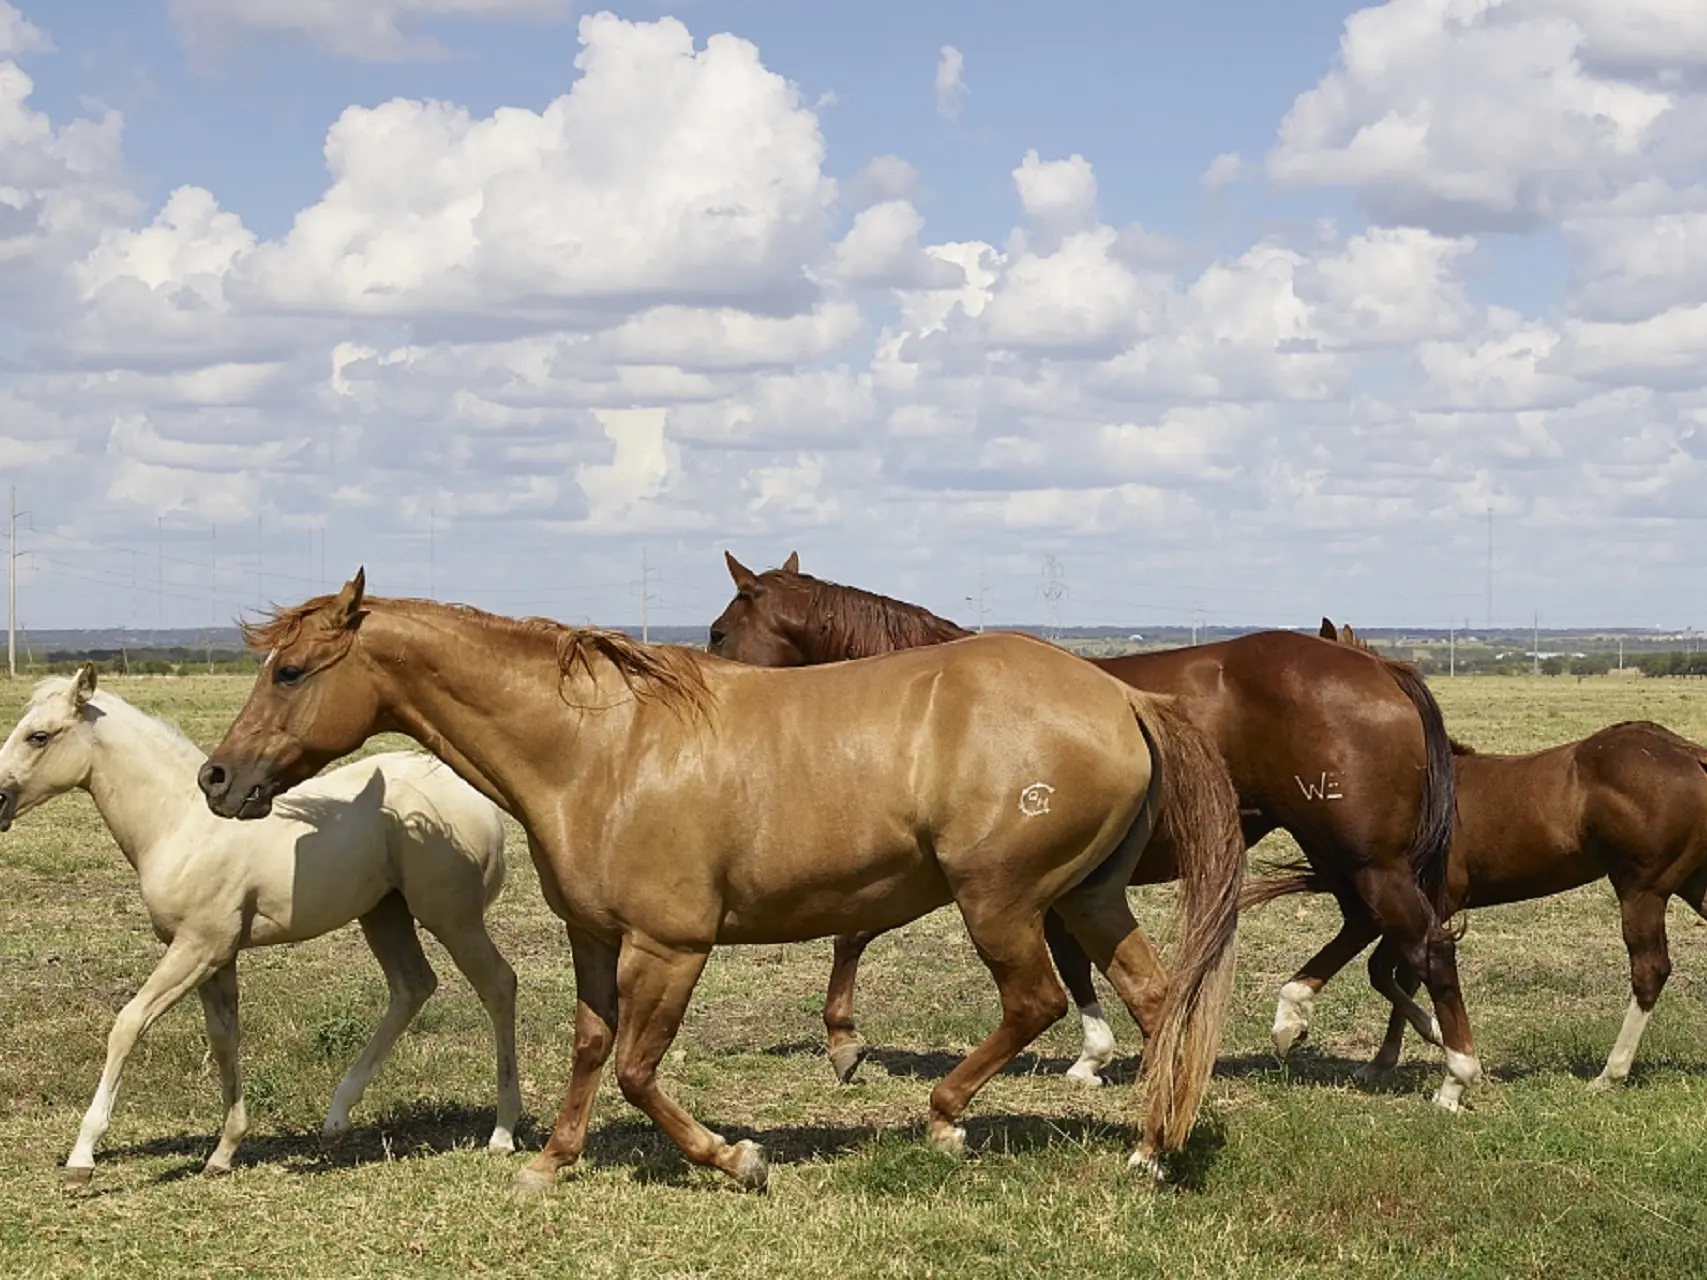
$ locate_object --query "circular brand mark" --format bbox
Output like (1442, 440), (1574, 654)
(1018, 782), (1055, 817)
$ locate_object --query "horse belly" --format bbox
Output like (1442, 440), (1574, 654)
(716, 842), (954, 945)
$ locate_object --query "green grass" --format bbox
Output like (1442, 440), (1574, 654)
(2, 674), (1706, 1278)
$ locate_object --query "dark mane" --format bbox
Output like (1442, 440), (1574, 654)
(243, 595), (708, 717)
(784, 573), (973, 661)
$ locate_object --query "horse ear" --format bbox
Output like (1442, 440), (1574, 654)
(70, 662), (98, 709)
(1319, 617), (1337, 640)
(781, 551), (800, 574)
(725, 551), (756, 591)
(331, 567), (367, 630)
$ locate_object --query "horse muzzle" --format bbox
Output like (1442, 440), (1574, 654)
(197, 759), (278, 821)
(0, 784), (16, 833)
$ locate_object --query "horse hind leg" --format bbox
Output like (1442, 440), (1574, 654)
(421, 912), (522, 1152)
(1352, 937), (1425, 1084)
(197, 961), (248, 1174)
(1591, 890), (1671, 1091)
(1354, 868), (1481, 1112)
(926, 911), (1069, 1155)
(1044, 911), (1118, 1086)
(322, 892), (438, 1148)
(824, 931), (880, 1085)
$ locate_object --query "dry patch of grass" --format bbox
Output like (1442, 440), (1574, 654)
(1, 674), (1706, 1277)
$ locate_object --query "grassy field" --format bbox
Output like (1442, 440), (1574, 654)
(3, 674), (1707, 1278)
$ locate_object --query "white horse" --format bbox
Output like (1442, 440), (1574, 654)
(0, 665), (522, 1186)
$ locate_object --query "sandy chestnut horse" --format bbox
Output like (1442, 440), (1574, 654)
(707, 553), (1481, 1110)
(1257, 619), (1707, 1089)
(197, 572), (1244, 1190)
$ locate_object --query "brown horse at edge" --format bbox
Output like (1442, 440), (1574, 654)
(1271, 618), (1707, 1087)
(198, 573), (1246, 1188)
(707, 553), (1481, 1110)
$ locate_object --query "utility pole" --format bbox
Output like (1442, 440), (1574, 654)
(7, 486), (16, 679)
(965, 572), (988, 633)
(1449, 624), (1456, 678)
(208, 523), (217, 673)
(1486, 506), (1493, 632)
(1532, 610), (1539, 677)
(256, 514), (263, 604)
(157, 516), (164, 634)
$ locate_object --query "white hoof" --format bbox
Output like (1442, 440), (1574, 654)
(1271, 982), (1316, 1056)
(511, 1167), (555, 1196)
(929, 1124), (968, 1156)
(319, 1119), (352, 1151)
(1127, 1149), (1166, 1183)
(487, 1131), (517, 1154)
(1587, 1073), (1621, 1094)
(1065, 1059), (1107, 1088)
(729, 1140), (769, 1193)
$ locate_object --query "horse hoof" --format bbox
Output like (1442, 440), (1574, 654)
(828, 1042), (868, 1086)
(928, 1124), (967, 1157)
(1352, 1061), (1394, 1085)
(487, 1132), (517, 1154)
(318, 1125), (350, 1154)
(729, 1140), (769, 1193)
(1431, 1090), (1464, 1115)
(1065, 1062), (1106, 1088)
(1587, 1074), (1620, 1094)
(511, 1167), (556, 1196)
(62, 1166), (94, 1191)
(1127, 1149), (1166, 1184)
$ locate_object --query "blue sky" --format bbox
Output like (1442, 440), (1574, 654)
(3, 0), (1704, 631)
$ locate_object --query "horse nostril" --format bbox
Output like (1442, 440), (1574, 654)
(709, 629), (726, 649)
(198, 761), (230, 799)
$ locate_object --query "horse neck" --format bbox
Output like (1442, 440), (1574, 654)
(361, 606), (634, 830)
(84, 696), (206, 872)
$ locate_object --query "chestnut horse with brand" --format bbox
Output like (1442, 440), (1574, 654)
(708, 554), (1479, 1109)
(1260, 619), (1707, 1088)
(198, 572), (1244, 1189)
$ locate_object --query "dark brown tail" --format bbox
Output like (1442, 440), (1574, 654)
(1382, 659), (1456, 913)
(1128, 692), (1243, 1154)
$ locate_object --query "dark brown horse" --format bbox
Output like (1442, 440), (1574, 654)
(199, 574), (1246, 1187)
(1267, 619), (1707, 1088)
(707, 554), (1481, 1110)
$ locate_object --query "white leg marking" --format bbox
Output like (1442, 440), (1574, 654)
(1066, 1002), (1116, 1086)
(1127, 1147), (1166, 1182)
(1590, 996), (1652, 1091)
(1271, 981), (1317, 1055)
(1432, 1047), (1483, 1113)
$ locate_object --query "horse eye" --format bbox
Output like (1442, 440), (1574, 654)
(25, 730), (50, 748)
(274, 664), (307, 687)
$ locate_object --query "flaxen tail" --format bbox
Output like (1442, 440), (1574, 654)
(1129, 692), (1243, 1154)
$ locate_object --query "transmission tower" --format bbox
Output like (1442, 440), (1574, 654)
(1039, 555), (1067, 641)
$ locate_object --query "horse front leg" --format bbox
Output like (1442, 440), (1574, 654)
(824, 930), (881, 1084)
(610, 932), (768, 1191)
(1591, 889), (1671, 1090)
(66, 938), (224, 1187)
(1272, 906), (1381, 1055)
(515, 927), (618, 1192)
